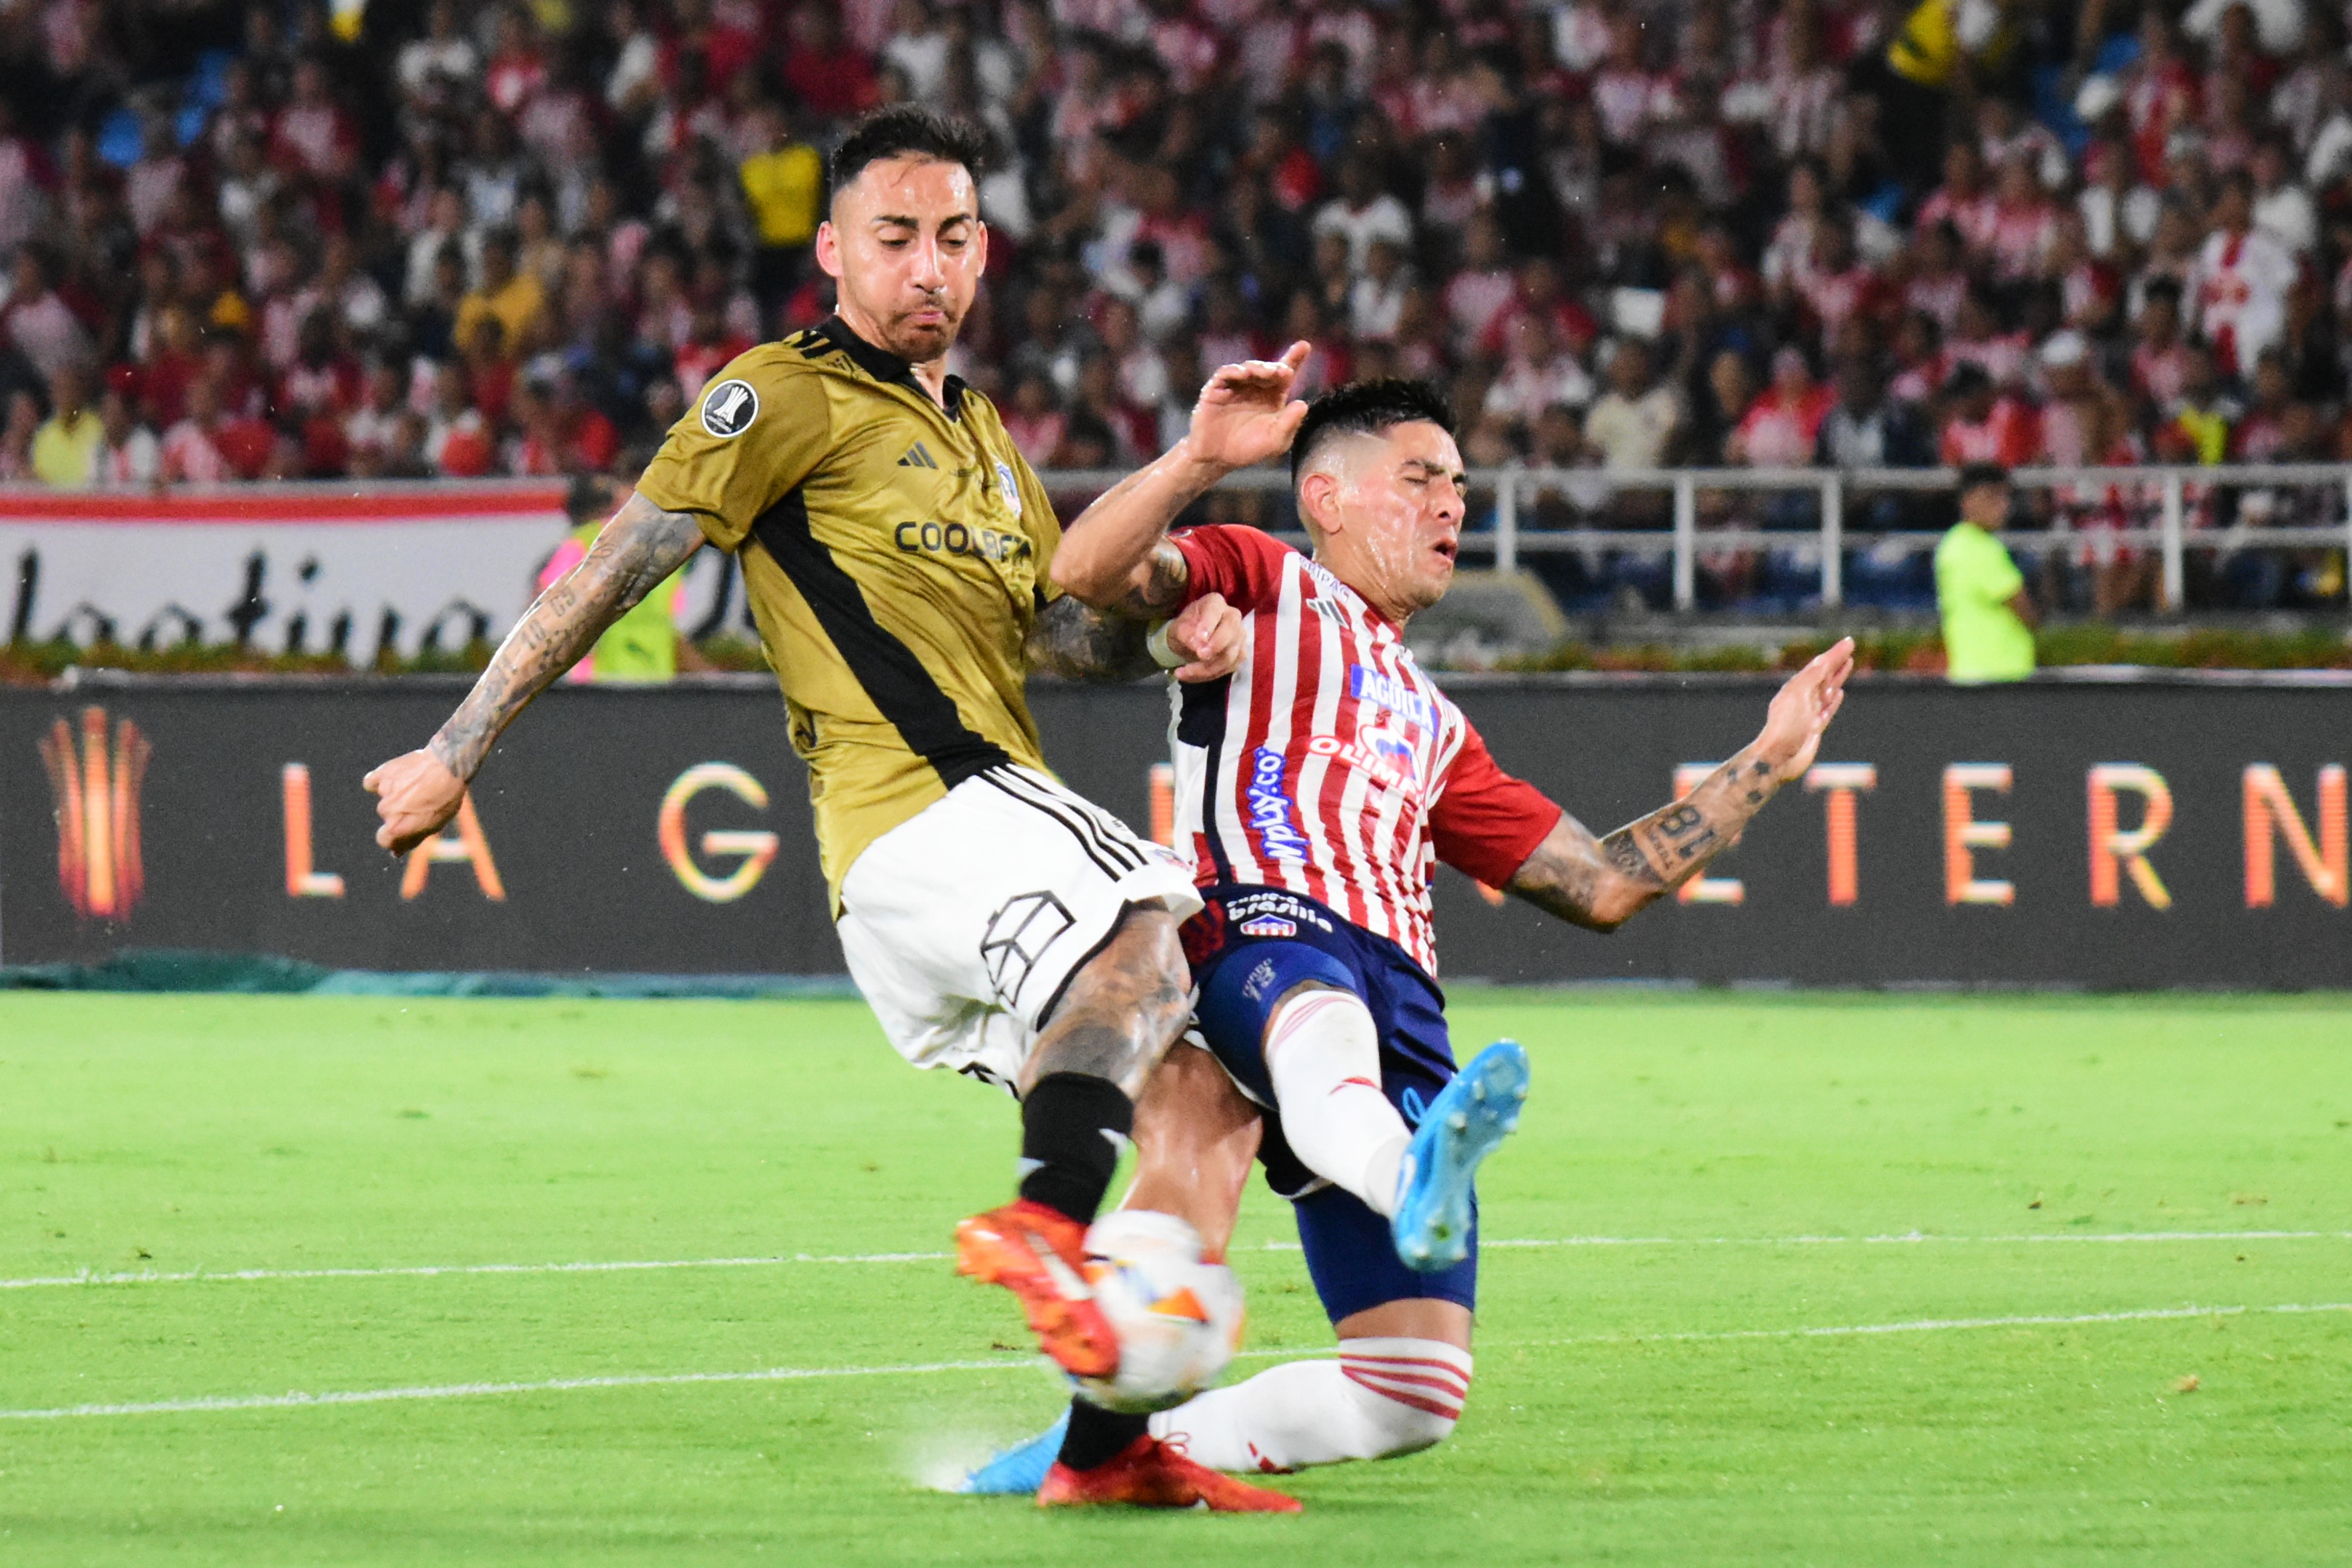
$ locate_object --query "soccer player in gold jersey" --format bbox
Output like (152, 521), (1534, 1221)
(364, 107), (1306, 1511)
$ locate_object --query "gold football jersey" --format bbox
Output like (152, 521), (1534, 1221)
(635, 317), (1064, 907)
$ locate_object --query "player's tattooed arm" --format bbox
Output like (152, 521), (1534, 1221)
(366, 494), (708, 853)
(1023, 595), (1162, 683)
(1025, 564), (1244, 685)
(429, 494), (708, 780)
(1505, 638), (1857, 931)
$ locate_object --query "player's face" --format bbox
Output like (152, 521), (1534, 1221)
(1318, 421), (1468, 621)
(817, 157), (988, 365)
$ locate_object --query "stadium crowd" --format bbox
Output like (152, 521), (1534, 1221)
(0, 0), (2347, 610)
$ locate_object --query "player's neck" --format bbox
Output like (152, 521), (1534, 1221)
(833, 303), (953, 407)
(1311, 548), (1413, 630)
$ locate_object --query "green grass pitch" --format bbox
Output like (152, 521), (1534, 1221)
(2, 990), (2348, 1565)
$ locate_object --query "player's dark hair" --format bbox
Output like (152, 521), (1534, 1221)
(829, 106), (991, 195)
(1955, 461), (2010, 495)
(1291, 378), (1457, 485)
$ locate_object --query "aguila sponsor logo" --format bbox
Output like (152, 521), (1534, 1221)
(39, 706), (151, 921)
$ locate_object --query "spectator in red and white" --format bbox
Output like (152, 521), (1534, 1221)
(94, 385), (161, 487)
(1888, 311), (1950, 406)
(673, 302), (752, 404)
(1916, 141), (2000, 259)
(160, 375), (232, 484)
(2192, 170), (2299, 377)
(271, 57), (359, 184)
(1721, 3), (1840, 164)
(421, 361), (491, 478)
(1939, 363), (2040, 468)
(1901, 221), (1971, 333)
(1442, 213), (1517, 357)
(2079, 136), (2162, 264)
(124, 115), (187, 239)
(2249, 137), (2317, 256)
(1946, 287), (2033, 389)
(1000, 371), (1068, 468)
(0, 100), (56, 258)
(278, 309), (363, 422)
(1098, 296), (1172, 416)
(4, 245), (95, 383)
(396, 0), (481, 117)
(1985, 155), (2061, 287)
(2047, 210), (2125, 339)
(2123, 11), (2203, 180)
(1977, 95), (2069, 193)
(342, 359), (409, 473)
(778, 1), (880, 121)
(1483, 311), (1596, 427)
(1345, 236), (1411, 343)
(1797, 216), (1893, 357)
(1762, 161), (1833, 297)
(1727, 346), (1835, 468)
(483, 6), (550, 117)
(1310, 153), (1412, 276)
(1590, 11), (1667, 148)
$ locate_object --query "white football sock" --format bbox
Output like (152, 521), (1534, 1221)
(1264, 989), (1412, 1217)
(1148, 1337), (1471, 1471)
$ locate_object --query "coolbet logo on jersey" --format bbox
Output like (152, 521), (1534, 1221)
(700, 379), (758, 438)
(1349, 666), (1434, 727)
(1246, 746), (1311, 860)
(893, 520), (1034, 563)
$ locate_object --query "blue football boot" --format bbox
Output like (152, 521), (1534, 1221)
(957, 1409), (1070, 1495)
(1390, 1040), (1529, 1271)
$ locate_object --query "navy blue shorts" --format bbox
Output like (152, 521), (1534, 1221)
(1182, 885), (1476, 1324)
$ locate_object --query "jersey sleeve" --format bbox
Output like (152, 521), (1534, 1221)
(1428, 720), (1564, 888)
(634, 347), (830, 553)
(1170, 524), (1294, 613)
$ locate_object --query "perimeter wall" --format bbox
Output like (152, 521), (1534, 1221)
(2, 675), (2345, 987)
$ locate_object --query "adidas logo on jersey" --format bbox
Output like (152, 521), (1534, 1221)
(898, 441), (940, 469)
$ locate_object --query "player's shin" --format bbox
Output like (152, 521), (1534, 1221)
(1148, 1338), (1471, 1471)
(1265, 989), (1412, 1218)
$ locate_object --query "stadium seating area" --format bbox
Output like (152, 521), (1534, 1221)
(0, 0), (2349, 612)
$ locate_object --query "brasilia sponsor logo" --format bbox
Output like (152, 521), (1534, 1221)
(1245, 746), (1310, 860)
(37, 706), (151, 921)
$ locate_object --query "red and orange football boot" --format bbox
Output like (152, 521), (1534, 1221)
(1038, 1435), (1302, 1513)
(954, 1198), (1119, 1379)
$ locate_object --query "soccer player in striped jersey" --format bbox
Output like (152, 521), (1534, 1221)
(969, 379), (1852, 1491)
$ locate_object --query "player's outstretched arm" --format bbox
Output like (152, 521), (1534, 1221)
(1050, 344), (1311, 607)
(362, 494), (707, 854)
(1506, 639), (1855, 931)
(1024, 588), (1244, 684)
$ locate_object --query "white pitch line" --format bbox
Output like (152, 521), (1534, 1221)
(5, 1302), (2347, 1423)
(5, 1229), (2343, 1293)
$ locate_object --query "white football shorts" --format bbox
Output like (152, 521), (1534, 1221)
(836, 763), (1202, 1093)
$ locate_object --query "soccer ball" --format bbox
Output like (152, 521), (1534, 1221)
(1070, 1209), (1244, 1414)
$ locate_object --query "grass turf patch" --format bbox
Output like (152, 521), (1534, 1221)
(1, 991), (2347, 1565)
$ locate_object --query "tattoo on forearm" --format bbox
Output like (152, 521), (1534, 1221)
(1508, 747), (1789, 931)
(1024, 595), (1164, 683)
(427, 493), (704, 779)
(1111, 542), (1190, 618)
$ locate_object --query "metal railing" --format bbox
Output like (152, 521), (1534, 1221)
(1034, 463), (2352, 613)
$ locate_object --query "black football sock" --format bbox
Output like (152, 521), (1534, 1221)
(1016, 1072), (1134, 1225)
(1059, 1398), (1151, 1471)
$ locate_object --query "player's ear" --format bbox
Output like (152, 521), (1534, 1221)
(970, 219), (988, 273)
(815, 220), (842, 281)
(1298, 468), (1343, 539)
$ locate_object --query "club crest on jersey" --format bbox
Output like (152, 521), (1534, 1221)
(1246, 746), (1311, 861)
(700, 379), (758, 438)
(1238, 915), (1297, 938)
(994, 459), (1023, 518)
(1349, 666), (1434, 727)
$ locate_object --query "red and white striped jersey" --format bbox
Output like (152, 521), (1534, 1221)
(1168, 525), (1560, 977)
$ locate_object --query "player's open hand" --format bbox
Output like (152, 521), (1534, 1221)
(1164, 591), (1244, 683)
(363, 749), (467, 856)
(1752, 637), (1855, 782)
(1183, 342), (1312, 473)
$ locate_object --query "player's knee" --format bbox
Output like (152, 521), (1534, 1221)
(1338, 1339), (1470, 1459)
